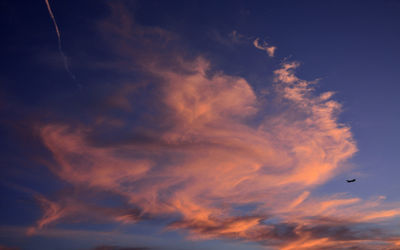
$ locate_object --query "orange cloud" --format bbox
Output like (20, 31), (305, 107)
(30, 3), (400, 249)
(253, 38), (276, 57)
(287, 191), (310, 210)
(36, 56), (362, 247)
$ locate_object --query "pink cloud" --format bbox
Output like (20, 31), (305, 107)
(35, 56), (364, 247)
(29, 3), (400, 248)
(253, 38), (276, 57)
(27, 195), (65, 235)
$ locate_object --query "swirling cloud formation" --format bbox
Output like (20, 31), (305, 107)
(31, 3), (400, 249)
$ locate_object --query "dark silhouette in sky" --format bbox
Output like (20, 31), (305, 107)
(346, 179), (356, 183)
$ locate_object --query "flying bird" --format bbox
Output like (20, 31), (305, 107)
(346, 179), (356, 183)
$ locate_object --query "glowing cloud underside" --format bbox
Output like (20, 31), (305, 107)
(33, 4), (400, 249)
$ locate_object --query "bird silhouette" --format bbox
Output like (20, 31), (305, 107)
(346, 179), (356, 183)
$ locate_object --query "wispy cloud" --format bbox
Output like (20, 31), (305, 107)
(210, 30), (248, 47)
(253, 38), (276, 57)
(27, 195), (65, 235)
(92, 246), (151, 250)
(27, 3), (400, 249)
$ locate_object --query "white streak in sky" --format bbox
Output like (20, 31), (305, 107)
(44, 0), (75, 80)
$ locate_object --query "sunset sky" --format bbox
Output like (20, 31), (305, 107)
(2, 1), (400, 249)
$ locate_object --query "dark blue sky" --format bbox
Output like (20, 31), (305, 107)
(2, 1), (400, 249)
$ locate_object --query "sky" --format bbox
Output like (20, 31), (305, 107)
(1, 0), (400, 249)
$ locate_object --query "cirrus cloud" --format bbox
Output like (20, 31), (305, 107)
(30, 3), (400, 249)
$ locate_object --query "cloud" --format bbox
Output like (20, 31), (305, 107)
(253, 38), (276, 57)
(0, 246), (20, 250)
(229, 30), (246, 43)
(26, 190), (145, 235)
(92, 246), (151, 250)
(27, 2), (400, 249)
(210, 30), (248, 47)
(287, 191), (310, 210)
(27, 195), (65, 235)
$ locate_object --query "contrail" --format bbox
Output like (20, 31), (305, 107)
(44, 0), (75, 80)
